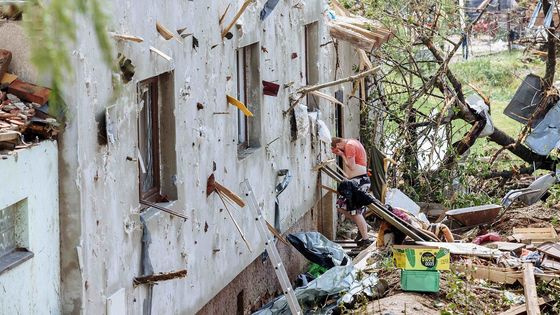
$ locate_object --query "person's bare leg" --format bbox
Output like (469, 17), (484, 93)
(350, 214), (369, 240)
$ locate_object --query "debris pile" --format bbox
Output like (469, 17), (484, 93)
(0, 49), (59, 151)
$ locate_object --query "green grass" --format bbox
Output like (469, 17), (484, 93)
(451, 51), (544, 134)
(449, 50), (547, 160)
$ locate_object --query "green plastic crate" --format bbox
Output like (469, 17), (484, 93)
(400, 270), (440, 293)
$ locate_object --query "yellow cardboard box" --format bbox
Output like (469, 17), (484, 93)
(393, 245), (450, 271)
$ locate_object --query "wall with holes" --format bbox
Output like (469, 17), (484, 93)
(0, 141), (60, 314)
(56, 1), (364, 314)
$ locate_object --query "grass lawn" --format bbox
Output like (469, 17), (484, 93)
(449, 50), (547, 161)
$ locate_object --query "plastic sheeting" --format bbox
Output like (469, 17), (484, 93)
(287, 232), (350, 268)
(467, 95), (494, 137)
(526, 102), (560, 156)
(253, 265), (385, 315)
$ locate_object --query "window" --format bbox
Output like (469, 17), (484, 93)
(137, 73), (177, 203)
(236, 43), (261, 155)
(305, 22), (319, 111)
(0, 199), (32, 274)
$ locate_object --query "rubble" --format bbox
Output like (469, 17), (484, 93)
(0, 50), (60, 151)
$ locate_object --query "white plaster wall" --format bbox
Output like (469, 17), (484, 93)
(57, 1), (364, 314)
(0, 141), (60, 315)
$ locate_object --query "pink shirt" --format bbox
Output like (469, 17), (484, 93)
(344, 140), (367, 167)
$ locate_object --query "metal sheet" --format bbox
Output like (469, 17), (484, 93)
(445, 204), (501, 226)
(504, 74), (545, 127)
(525, 103), (560, 156)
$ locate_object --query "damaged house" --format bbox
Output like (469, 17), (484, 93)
(0, 0), (391, 314)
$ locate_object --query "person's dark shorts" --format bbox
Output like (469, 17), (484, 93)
(337, 174), (371, 216)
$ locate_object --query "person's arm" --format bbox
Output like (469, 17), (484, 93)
(342, 145), (359, 172)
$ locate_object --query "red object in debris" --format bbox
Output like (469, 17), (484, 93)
(262, 81), (280, 96)
(472, 232), (501, 245)
(0, 49), (12, 79)
(7, 79), (51, 105)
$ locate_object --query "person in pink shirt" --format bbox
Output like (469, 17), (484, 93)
(331, 137), (372, 246)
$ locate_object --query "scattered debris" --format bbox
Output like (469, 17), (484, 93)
(262, 80), (279, 96)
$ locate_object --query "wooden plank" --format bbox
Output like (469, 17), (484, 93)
(0, 131), (19, 142)
(523, 262), (541, 315)
(110, 32), (144, 43)
(353, 241), (378, 270)
(1, 72), (17, 85)
(149, 46), (172, 61)
(500, 298), (549, 315)
(329, 23), (376, 51)
(156, 21), (182, 44)
(511, 226), (558, 244)
(133, 269), (187, 285)
(221, 0), (255, 38)
(416, 242), (503, 258)
(456, 263), (522, 285)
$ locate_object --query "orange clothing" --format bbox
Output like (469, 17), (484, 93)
(344, 139), (367, 167)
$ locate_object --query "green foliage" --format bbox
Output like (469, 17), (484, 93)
(545, 185), (560, 208)
(23, 0), (113, 119)
(537, 279), (560, 313)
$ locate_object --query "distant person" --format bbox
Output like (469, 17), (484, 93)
(461, 32), (469, 60)
(331, 137), (372, 246)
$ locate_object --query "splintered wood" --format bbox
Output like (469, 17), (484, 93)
(133, 269), (187, 285)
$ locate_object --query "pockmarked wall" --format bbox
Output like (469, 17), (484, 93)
(58, 1), (363, 314)
(0, 141), (60, 315)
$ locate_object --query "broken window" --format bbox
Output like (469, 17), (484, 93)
(305, 22), (320, 111)
(137, 73), (177, 203)
(236, 43), (261, 156)
(0, 199), (32, 274)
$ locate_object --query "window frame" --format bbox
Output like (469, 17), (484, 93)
(236, 48), (249, 150)
(305, 22), (320, 111)
(138, 77), (162, 203)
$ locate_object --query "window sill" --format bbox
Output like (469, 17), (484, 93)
(0, 248), (33, 275)
(237, 146), (261, 161)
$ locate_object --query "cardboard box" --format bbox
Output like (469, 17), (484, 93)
(393, 245), (450, 271)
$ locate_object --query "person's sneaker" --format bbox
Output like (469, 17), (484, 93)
(357, 238), (373, 247)
(354, 234), (363, 243)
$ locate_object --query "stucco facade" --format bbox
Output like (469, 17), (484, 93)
(2, 1), (367, 314)
(0, 141), (60, 315)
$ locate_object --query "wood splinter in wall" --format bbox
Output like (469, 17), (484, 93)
(221, 0), (255, 38)
(156, 21), (182, 44)
(133, 269), (187, 286)
(207, 174), (252, 252)
(110, 32), (144, 43)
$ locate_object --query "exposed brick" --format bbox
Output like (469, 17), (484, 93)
(7, 79), (51, 105)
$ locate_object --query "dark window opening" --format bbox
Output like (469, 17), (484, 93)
(305, 22), (319, 111)
(137, 73), (177, 203)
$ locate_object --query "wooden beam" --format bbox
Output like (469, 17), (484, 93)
(500, 298), (550, 315)
(133, 270), (187, 285)
(221, 0), (255, 38)
(309, 90), (344, 106)
(523, 262), (541, 315)
(329, 23), (376, 51)
(297, 66), (380, 95)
